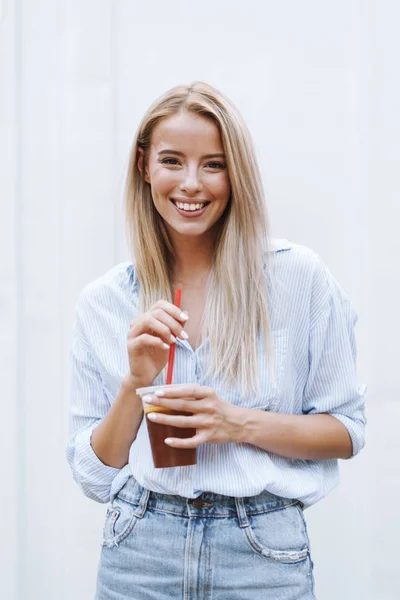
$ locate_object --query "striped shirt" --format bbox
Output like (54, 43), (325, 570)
(66, 238), (366, 508)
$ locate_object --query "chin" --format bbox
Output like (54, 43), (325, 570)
(167, 221), (211, 238)
(177, 226), (209, 237)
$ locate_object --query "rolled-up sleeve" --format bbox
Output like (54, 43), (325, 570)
(302, 264), (367, 458)
(66, 319), (121, 503)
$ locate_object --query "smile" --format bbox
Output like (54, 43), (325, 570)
(170, 199), (210, 216)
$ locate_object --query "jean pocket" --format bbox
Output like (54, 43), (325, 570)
(242, 502), (309, 564)
(102, 497), (139, 548)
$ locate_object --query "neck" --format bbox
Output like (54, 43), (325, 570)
(170, 235), (214, 286)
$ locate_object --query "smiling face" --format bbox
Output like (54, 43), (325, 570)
(140, 110), (231, 245)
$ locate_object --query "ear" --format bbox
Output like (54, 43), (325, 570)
(137, 147), (150, 183)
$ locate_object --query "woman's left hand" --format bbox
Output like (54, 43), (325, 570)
(144, 384), (245, 448)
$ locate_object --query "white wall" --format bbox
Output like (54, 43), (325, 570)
(1, 1), (399, 598)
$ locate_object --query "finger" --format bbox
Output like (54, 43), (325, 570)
(150, 308), (189, 342)
(146, 412), (201, 428)
(129, 315), (176, 346)
(153, 300), (189, 325)
(129, 313), (188, 344)
(128, 333), (170, 353)
(144, 396), (208, 414)
(164, 432), (209, 449)
(154, 384), (212, 400)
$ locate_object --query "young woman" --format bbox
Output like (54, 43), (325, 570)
(67, 82), (366, 599)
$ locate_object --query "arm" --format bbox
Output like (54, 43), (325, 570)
(91, 373), (144, 469)
(66, 292), (189, 502)
(238, 266), (366, 460)
(235, 410), (352, 459)
(66, 325), (144, 503)
(145, 391), (354, 459)
(237, 262), (366, 460)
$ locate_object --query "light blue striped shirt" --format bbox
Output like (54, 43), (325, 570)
(66, 239), (366, 508)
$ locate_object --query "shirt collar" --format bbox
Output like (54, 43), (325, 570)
(269, 238), (292, 252)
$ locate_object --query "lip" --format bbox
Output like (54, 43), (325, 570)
(170, 199), (210, 218)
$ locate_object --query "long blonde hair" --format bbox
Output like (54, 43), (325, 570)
(125, 81), (274, 397)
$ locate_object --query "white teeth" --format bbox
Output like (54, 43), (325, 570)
(175, 201), (206, 211)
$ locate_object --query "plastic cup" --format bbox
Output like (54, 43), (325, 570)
(136, 384), (197, 469)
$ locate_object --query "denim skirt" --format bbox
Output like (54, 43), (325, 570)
(95, 477), (315, 600)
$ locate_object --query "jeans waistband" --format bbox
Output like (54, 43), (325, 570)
(117, 478), (303, 524)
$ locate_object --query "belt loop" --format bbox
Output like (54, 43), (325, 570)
(234, 497), (250, 528)
(133, 486), (150, 519)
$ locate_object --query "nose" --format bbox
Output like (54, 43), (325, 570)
(179, 166), (202, 195)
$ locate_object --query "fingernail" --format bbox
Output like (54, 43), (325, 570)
(180, 312), (189, 321)
(162, 343), (170, 350)
(142, 395), (154, 403)
(164, 438), (173, 445)
(148, 413), (157, 421)
(154, 389), (164, 397)
(180, 331), (189, 340)
(170, 334), (177, 343)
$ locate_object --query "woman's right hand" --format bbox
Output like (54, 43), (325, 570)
(127, 300), (189, 388)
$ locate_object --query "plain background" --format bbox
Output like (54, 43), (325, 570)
(1, 1), (399, 599)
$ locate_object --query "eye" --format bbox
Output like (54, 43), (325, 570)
(205, 161), (226, 170)
(160, 158), (180, 166)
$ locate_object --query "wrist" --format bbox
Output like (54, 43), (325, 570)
(232, 406), (252, 444)
(234, 407), (269, 445)
(122, 373), (147, 395)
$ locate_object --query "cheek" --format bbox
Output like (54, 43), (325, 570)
(149, 167), (178, 195)
(210, 174), (231, 201)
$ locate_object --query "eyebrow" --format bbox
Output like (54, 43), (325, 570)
(158, 149), (226, 159)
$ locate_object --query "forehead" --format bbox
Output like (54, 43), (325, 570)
(150, 111), (224, 153)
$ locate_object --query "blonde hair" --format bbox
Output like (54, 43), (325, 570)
(125, 81), (274, 397)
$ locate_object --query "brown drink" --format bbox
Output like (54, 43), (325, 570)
(136, 385), (197, 469)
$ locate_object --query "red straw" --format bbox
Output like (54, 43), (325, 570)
(166, 289), (182, 384)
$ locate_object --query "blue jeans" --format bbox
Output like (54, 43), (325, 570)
(95, 477), (315, 599)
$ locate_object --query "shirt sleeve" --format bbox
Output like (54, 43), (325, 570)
(66, 316), (121, 503)
(302, 259), (367, 458)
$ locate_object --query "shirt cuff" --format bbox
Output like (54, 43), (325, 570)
(329, 412), (366, 459)
(73, 425), (121, 500)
